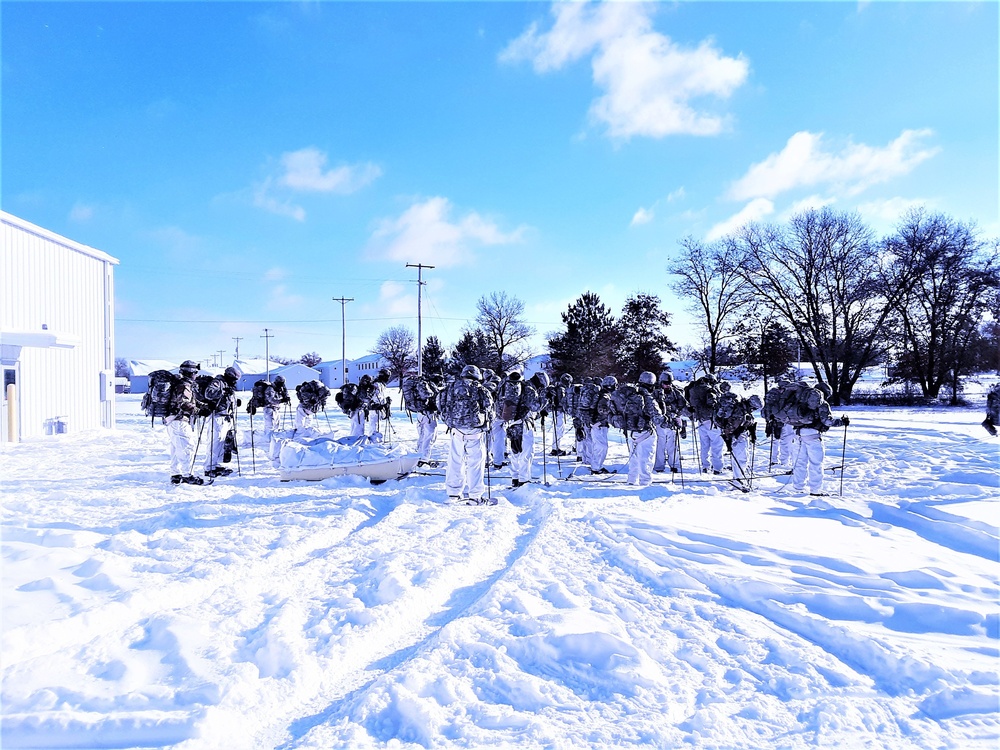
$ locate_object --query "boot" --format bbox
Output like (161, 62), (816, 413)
(181, 475), (204, 485)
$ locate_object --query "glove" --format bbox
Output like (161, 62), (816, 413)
(384, 404), (391, 419)
(236, 398), (242, 407)
(385, 396), (392, 407)
(679, 421), (687, 440)
(540, 409), (548, 419)
(764, 420), (773, 438)
(748, 422), (757, 444)
(841, 415), (850, 427)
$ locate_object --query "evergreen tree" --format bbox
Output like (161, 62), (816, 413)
(546, 292), (618, 379)
(615, 293), (675, 381)
(450, 329), (493, 375)
(421, 335), (447, 376)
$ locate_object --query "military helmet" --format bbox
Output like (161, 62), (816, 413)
(377, 368), (391, 383)
(817, 382), (833, 398)
(638, 371), (656, 386)
(601, 375), (618, 389)
(179, 360), (200, 375)
(461, 364), (483, 381)
(223, 366), (239, 383)
(274, 375), (285, 385)
(532, 371), (550, 388)
(560, 373), (573, 385)
(360, 373), (372, 385)
(659, 370), (673, 383)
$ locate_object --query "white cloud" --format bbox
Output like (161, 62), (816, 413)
(631, 206), (654, 226)
(857, 196), (931, 224)
(69, 202), (94, 222)
(265, 283), (304, 311)
(279, 147), (382, 193)
(252, 147), (381, 221)
(367, 197), (525, 268)
(253, 180), (306, 221)
(727, 129), (939, 202)
(501, 2), (749, 139)
(666, 187), (686, 202)
(779, 194), (837, 221)
(377, 280), (415, 317)
(705, 198), (774, 241)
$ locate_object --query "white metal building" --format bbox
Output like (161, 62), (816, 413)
(1, 211), (118, 440)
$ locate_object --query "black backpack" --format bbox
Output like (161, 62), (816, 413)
(247, 380), (271, 416)
(335, 382), (360, 414)
(142, 370), (179, 421)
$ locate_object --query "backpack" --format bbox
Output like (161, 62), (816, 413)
(142, 370), (179, 419)
(298, 380), (329, 412)
(610, 384), (649, 432)
(335, 382), (360, 414)
(402, 376), (430, 414)
(247, 380), (272, 416)
(499, 376), (523, 421)
(200, 376), (231, 416)
(988, 385), (1000, 422)
(715, 391), (739, 422)
(576, 382), (601, 424)
(773, 381), (823, 427)
(685, 377), (718, 422)
(438, 377), (488, 430)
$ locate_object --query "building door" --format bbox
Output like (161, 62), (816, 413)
(2, 365), (17, 442)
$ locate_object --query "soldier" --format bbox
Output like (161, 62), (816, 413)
(437, 365), (494, 505)
(654, 370), (688, 474)
(626, 372), (666, 487)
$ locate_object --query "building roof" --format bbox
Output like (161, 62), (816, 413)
(128, 359), (178, 377)
(233, 358), (286, 376)
(1, 210), (120, 265)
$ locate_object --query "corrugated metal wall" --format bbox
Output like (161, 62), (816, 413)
(1, 214), (117, 439)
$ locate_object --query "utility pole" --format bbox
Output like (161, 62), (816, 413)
(261, 328), (274, 381)
(406, 263), (434, 377)
(217, 350), (225, 369)
(332, 297), (353, 387)
(232, 337), (242, 361)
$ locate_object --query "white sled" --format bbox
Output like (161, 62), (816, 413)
(279, 454), (421, 482)
(275, 434), (420, 483)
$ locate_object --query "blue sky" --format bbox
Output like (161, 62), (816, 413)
(4, 1), (997, 366)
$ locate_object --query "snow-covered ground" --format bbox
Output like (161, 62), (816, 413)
(2, 392), (998, 749)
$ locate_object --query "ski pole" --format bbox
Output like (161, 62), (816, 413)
(839, 422), (848, 497)
(190, 416), (206, 476)
(674, 424), (685, 488)
(541, 413), (549, 485)
(231, 400), (241, 477)
(249, 411), (257, 474)
(484, 430), (492, 502)
(691, 420), (702, 473)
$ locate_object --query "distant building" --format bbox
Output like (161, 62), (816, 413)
(128, 359), (179, 394)
(663, 360), (697, 382)
(1, 211), (118, 441)
(317, 354), (390, 388)
(232, 358), (289, 391)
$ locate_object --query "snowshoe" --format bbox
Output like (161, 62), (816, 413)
(181, 475), (205, 485)
(170, 474), (183, 485)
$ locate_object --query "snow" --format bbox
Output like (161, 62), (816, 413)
(2, 392), (998, 749)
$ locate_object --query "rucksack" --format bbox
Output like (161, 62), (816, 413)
(987, 385), (1000, 422)
(199, 376), (231, 416)
(685, 378), (718, 422)
(499, 377), (523, 421)
(438, 377), (487, 430)
(610, 384), (648, 432)
(576, 382), (601, 424)
(773, 381), (823, 427)
(335, 382), (360, 414)
(142, 370), (179, 420)
(247, 380), (272, 416)
(298, 380), (329, 412)
(402, 376), (430, 414)
(715, 391), (739, 422)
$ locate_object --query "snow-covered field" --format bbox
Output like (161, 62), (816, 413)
(2, 392), (998, 749)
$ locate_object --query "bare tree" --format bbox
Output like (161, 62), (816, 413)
(668, 237), (751, 373)
(298, 351), (323, 367)
(475, 291), (535, 373)
(735, 208), (924, 404)
(372, 325), (416, 387)
(886, 209), (999, 401)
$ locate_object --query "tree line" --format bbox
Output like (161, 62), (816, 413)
(372, 207), (998, 407)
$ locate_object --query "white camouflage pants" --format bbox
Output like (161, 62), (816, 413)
(509, 422), (536, 482)
(589, 424), (609, 471)
(730, 432), (751, 482)
(697, 420), (724, 473)
(166, 418), (195, 476)
(262, 406), (279, 441)
(416, 411), (438, 460)
(793, 428), (826, 493)
(627, 429), (655, 486)
(490, 417), (506, 467)
(446, 428), (487, 500)
(204, 413), (230, 472)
